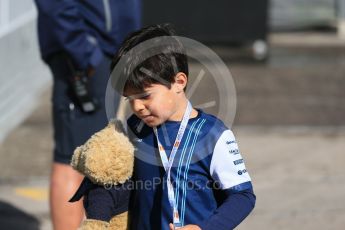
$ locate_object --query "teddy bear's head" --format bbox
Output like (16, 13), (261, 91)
(71, 120), (135, 186)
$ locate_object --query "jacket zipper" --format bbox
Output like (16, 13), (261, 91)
(103, 0), (112, 32)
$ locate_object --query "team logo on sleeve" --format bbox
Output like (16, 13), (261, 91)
(226, 140), (236, 145)
(233, 159), (244, 165)
(237, 169), (247, 175)
(229, 149), (240, 155)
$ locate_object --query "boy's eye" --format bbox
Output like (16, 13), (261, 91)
(141, 93), (150, 99)
(125, 92), (151, 101)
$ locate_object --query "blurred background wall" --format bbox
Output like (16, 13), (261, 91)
(141, 0), (345, 127)
(0, 0), (50, 142)
(271, 0), (337, 30)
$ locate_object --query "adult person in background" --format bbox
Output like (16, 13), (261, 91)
(33, 1), (141, 229)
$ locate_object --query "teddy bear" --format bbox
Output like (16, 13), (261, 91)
(69, 119), (135, 230)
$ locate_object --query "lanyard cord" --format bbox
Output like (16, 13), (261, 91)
(153, 101), (192, 228)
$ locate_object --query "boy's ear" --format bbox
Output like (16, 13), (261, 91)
(173, 72), (187, 92)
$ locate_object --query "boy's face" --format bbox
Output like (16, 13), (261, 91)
(124, 83), (181, 127)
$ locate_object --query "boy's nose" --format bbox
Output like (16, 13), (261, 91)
(131, 99), (145, 113)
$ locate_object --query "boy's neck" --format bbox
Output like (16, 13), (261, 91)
(168, 99), (198, 122)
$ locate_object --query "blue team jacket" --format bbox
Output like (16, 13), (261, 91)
(34, 0), (141, 70)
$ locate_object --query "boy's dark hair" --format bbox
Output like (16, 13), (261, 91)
(110, 24), (188, 93)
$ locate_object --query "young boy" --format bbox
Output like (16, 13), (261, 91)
(110, 24), (256, 230)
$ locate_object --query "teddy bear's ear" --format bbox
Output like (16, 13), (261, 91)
(71, 146), (83, 172)
(111, 119), (126, 135)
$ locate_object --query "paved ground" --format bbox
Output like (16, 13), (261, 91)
(0, 32), (344, 229)
(236, 127), (345, 230)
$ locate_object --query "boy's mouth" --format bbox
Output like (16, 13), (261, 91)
(141, 115), (155, 122)
(141, 115), (152, 119)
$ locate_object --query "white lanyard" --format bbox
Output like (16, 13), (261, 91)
(153, 101), (192, 229)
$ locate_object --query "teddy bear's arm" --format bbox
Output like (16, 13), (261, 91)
(84, 186), (117, 222)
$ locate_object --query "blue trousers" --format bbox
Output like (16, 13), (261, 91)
(48, 53), (119, 164)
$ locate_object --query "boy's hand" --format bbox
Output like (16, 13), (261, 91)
(169, 223), (201, 230)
